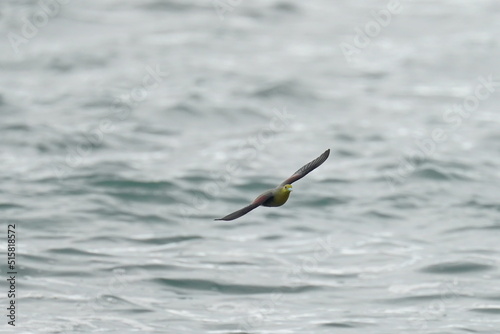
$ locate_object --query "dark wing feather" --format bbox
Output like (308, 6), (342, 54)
(279, 149), (330, 187)
(215, 191), (273, 221)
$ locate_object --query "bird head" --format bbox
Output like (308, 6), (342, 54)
(283, 184), (293, 192)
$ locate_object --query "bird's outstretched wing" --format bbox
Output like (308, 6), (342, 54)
(279, 149), (330, 187)
(215, 191), (273, 221)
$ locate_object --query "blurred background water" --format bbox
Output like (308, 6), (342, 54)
(1, 0), (500, 333)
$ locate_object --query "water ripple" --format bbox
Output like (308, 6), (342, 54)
(151, 278), (319, 294)
(419, 261), (495, 274)
(470, 306), (500, 314)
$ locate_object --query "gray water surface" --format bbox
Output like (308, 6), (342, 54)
(1, 1), (500, 333)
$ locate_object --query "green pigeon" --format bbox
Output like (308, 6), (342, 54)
(215, 149), (330, 221)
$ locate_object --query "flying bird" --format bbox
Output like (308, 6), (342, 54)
(215, 149), (330, 221)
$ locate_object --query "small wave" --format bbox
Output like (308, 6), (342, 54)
(260, 234), (283, 241)
(104, 263), (177, 273)
(179, 174), (215, 184)
(106, 191), (176, 203)
(138, 0), (206, 12)
(89, 177), (178, 204)
(132, 235), (202, 245)
(419, 261), (495, 274)
(362, 209), (402, 220)
(444, 224), (500, 234)
(411, 167), (451, 180)
(251, 80), (316, 100)
(92, 178), (176, 190)
(470, 306), (500, 314)
(300, 197), (349, 207)
(47, 247), (111, 258)
(0, 202), (23, 210)
(320, 321), (363, 328)
(461, 199), (500, 212)
(151, 278), (319, 294)
(380, 294), (453, 304)
(273, 2), (300, 13)
(89, 294), (153, 314)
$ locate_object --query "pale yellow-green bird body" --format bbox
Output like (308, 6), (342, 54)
(261, 184), (292, 207)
